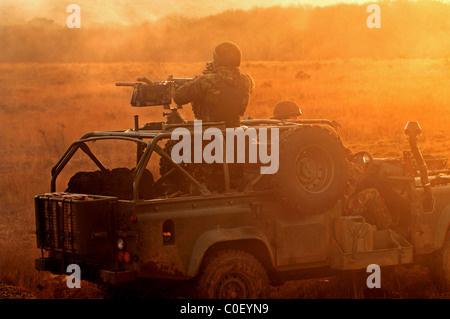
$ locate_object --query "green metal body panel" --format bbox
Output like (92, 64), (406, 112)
(114, 191), (337, 280)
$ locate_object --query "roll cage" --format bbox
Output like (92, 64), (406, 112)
(50, 119), (342, 201)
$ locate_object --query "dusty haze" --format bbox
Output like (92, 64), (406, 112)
(1, 1), (450, 62)
(1, 0), (450, 299)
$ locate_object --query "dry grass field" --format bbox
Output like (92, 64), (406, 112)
(1, 58), (450, 298)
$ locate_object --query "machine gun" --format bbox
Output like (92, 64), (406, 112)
(116, 62), (217, 125)
(116, 75), (193, 107)
(116, 75), (192, 124)
(116, 62), (216, 107)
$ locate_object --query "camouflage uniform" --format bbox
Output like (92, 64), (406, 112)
(173, 66), (254, 127)
(173, 42), (254, 128)
(343, 160), (392, 229)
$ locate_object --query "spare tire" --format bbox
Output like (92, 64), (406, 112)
(271, 125), (349, 214)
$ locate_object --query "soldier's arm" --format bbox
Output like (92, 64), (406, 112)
(244, 73), (255, 93)
(173, 78), (204, 106)
(239, 73), (255, 115)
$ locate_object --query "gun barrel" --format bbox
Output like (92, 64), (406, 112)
(171, 78), (194, 83)
(116, 82), (138, 87)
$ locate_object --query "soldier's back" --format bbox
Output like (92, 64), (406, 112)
(174, 66), (254, 127)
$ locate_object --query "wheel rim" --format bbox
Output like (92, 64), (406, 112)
(214, 273), (251, 299)
(295, 144), (335, 194)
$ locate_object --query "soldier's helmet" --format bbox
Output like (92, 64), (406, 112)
(273, 100), (302, 119)
(213, 41), (242, 67)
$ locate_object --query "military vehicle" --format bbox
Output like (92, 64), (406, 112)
(34, 75), (450, 298)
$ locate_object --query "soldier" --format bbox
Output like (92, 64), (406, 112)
(272, 100), (302, 120)
(270, 100), (390, 229)
(173, 41), (255, 127)
(343, 155), (393, 229)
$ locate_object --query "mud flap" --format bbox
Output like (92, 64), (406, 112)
(331, 216), (413, 270)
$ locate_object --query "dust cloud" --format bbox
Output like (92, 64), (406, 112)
(1, 1), (450, 63)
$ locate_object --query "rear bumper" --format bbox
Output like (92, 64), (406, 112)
(100, 269), (137, 284)
(36, 257), (137, 285)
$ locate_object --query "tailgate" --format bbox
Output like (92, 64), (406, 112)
(35, 192), (117, 258)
